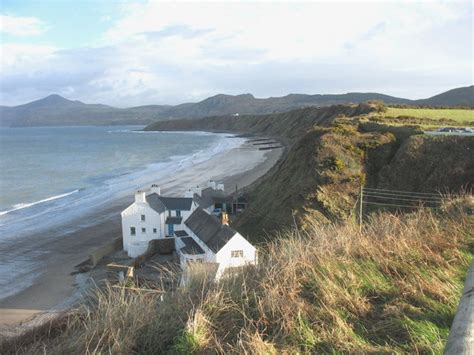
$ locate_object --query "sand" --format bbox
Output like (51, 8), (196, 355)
(0, 139), (282, 336)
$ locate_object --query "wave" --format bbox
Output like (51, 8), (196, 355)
(108, 129), (221, 137)
(0, 189), (80, 216)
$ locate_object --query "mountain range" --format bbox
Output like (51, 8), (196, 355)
(0, 85), (472, 127)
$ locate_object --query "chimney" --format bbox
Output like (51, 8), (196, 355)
(221, 212), (229, 226)
(207, 180), (216, 189)
(184, 189), (194, 198)
(193, 185), (202, 197)
(150, 184), (161, 195)
(217, 183), (225, 191)
(135, 191), (146, 203)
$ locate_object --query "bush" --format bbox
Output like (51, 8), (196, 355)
(333, 157), (345, 172)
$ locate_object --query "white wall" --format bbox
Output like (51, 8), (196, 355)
(175, 237), (206, 269)
(121, 202), (164, 257)
(179, 227), (256, 279)
(215, 233), (256, 278)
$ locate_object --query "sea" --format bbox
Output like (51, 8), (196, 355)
(0, 125), (244, 299)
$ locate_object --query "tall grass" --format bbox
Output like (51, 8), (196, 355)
(7, 197), (473, 354)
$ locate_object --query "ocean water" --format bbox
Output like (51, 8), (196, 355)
(0, 126), (244, 299)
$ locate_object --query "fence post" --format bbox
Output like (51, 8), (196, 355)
(359, 185), (363, 231)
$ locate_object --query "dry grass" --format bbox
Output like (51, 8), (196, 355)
(6, 197), (473, 354)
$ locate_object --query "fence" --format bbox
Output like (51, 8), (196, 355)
(357, 187), (445, 228)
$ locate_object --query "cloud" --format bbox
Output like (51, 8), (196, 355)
(0, 1), (472, 106)
(0, 43), (57, 73)
(0, 13), (47, 36)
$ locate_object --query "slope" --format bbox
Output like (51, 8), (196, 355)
(414, 85), (474, 107)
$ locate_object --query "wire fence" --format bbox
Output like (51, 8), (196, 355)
(356, 186), (447, 229)
(361, 187), (444, 210)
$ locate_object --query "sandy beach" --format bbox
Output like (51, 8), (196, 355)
(0, 138), (282, 336)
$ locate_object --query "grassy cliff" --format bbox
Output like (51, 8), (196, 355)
(146, 104), (473, 238)
(144, 103), (377, 140)
(234, 122), (395, 238)
(234, 119), (473, 239)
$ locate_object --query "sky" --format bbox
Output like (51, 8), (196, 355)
(0, 0), (472, 107)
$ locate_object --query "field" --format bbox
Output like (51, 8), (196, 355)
(386, 107), (474, 123)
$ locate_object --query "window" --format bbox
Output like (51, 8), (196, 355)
(231, 250), (244, 258)
(130, 227), (136, 236)
(141, 214), (146, 221)
(141, 227), (146, 233)
(176, 210), (181, 217)
(153, 228), (157, 234)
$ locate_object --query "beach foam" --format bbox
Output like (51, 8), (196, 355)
(0, 190), (80, 217)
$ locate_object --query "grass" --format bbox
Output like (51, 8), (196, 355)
(4, 195), (473, 354)
(385, 107), (474, 124)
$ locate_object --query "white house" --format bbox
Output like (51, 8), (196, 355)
(121, 184), (196, 257)
(178, 207), (257, 279)
(121, 181), (257, 278)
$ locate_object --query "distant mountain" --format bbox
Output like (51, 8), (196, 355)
(413, 86), (474, 107)
(0, 86), (471, 127)
(0, 94), (169, 127)
(165, 92), (412, 118)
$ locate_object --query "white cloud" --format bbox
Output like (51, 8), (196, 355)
(0, 13), (47, 36)
(0, 1), (472, 106)
(102, 1), (467, 64)
(0, 43), (57, 69)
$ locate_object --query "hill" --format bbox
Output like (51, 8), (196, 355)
(414, 85), (474, 107)
(1, 86), (472, 127)
(0, 95), (167, 127)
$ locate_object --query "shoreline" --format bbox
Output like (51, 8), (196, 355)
(0, 138), (282, 337)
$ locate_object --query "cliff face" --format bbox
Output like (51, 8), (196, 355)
(375, 135), (474, 192)
(234, 122), (395, 238)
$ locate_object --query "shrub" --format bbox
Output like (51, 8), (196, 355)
(333, 157), (345, 172)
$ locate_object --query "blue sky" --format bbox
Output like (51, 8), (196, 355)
(0, 0), (472, 107)
(1, 0), (122, 47)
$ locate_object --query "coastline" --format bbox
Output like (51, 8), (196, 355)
(0, 138), (282, 337)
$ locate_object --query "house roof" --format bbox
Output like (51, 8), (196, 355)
(146, 193), (166, 213)
(175, 230), (189, 237)
(146, 193), (193, 213)
(194, 187), (229, 209)
(184, 207), (236, 253)
(180, 237), (205, 255)
(166, 216), (183, 225)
